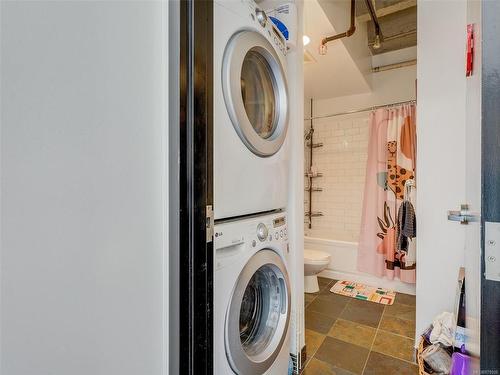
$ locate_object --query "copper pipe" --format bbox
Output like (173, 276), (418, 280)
(372, 59), (417, 73)
(321, 0), (356, 46)
(368, 29), (415, 46)
(364, 0), (384, 41)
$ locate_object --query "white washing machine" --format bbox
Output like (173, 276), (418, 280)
(214, 0), (290, 220)
(214, 212), (291, 374)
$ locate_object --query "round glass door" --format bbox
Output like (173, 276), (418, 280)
(239, 264), (283, 356)
(223, 31), (288, 157)
(225, 250), (290, 374)
(240, 51), (277, 140)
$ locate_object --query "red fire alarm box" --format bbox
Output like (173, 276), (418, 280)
(466, 24), (474, 77)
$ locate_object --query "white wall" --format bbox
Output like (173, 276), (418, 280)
(1, 2), (168, 374)
(317, 0), (372, 80)
(311, 64), (416, 115)
(416, 0), (467, 341)
(303, 0), (371, 100)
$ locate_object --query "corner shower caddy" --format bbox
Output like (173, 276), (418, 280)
(305, 98), (323, 228)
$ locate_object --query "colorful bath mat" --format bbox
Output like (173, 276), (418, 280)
(330, 280), (396, 305)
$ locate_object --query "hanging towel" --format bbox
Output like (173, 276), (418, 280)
(405, 237), (416, 267)
(396, 200), (416, 252)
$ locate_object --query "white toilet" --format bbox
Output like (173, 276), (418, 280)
(304, 249), (331, 293)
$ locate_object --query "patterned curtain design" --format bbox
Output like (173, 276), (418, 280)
(357, 104), (417, 283)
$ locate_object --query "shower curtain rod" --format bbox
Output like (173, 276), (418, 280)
(304, 99), (416, 121)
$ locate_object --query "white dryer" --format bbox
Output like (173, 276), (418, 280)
(214, 212), (291, 374)
(214, 0), (290, 220)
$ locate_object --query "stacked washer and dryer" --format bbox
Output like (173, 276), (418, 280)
(213, 0), (293, 374)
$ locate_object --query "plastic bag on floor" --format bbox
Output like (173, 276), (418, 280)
(422, 344), (452, 374)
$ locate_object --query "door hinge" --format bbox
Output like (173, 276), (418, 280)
(447, 204), (480, 225)
(206, 205), (214, 243)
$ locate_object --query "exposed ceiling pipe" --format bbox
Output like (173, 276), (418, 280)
(363, 0), (384, 49)
(368, 29), (415, 48)
(372, 59), (417, 73)
(319, 0), (356, 55)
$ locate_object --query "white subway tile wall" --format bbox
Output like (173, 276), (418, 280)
(304, 114), (370, 242)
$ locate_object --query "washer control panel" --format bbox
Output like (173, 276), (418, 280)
(256, 222), (269, 242)
(214, 212), (288, 270)
(215, 213), (287, 249)
(253, 215), (287, 247)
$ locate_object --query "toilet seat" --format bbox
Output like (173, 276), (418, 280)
(304, 249), (330, 264)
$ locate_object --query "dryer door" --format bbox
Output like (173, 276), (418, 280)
(222, 30), (288, 157)
(225, 249), (290, 374)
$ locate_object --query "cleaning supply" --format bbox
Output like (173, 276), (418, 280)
(450, 351), (471, 375)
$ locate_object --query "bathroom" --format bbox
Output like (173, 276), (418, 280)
(300, 0), (423, 373)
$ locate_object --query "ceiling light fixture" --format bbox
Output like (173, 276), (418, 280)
(373, 34), (381, 49)
(303, 35), (311, 46)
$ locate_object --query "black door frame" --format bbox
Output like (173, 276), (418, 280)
(169, 0), (213, 373)
(481, 1), (500, 372)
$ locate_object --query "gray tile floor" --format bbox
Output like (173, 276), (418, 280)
(303, 277), (418, 375)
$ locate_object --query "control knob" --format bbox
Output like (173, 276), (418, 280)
(255, 8), (268, 27)
(257, 223), (268, 242)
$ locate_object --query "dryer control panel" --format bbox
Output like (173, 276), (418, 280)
(244, 1), (287, 56)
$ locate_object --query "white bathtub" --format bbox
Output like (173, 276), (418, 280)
(304, 236), (416, 295)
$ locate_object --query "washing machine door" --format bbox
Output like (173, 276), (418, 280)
(225, 249), (291, 375)
(222, 30), (288, 157)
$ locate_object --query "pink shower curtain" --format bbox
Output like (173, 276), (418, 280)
(357, 104), (417, 283)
